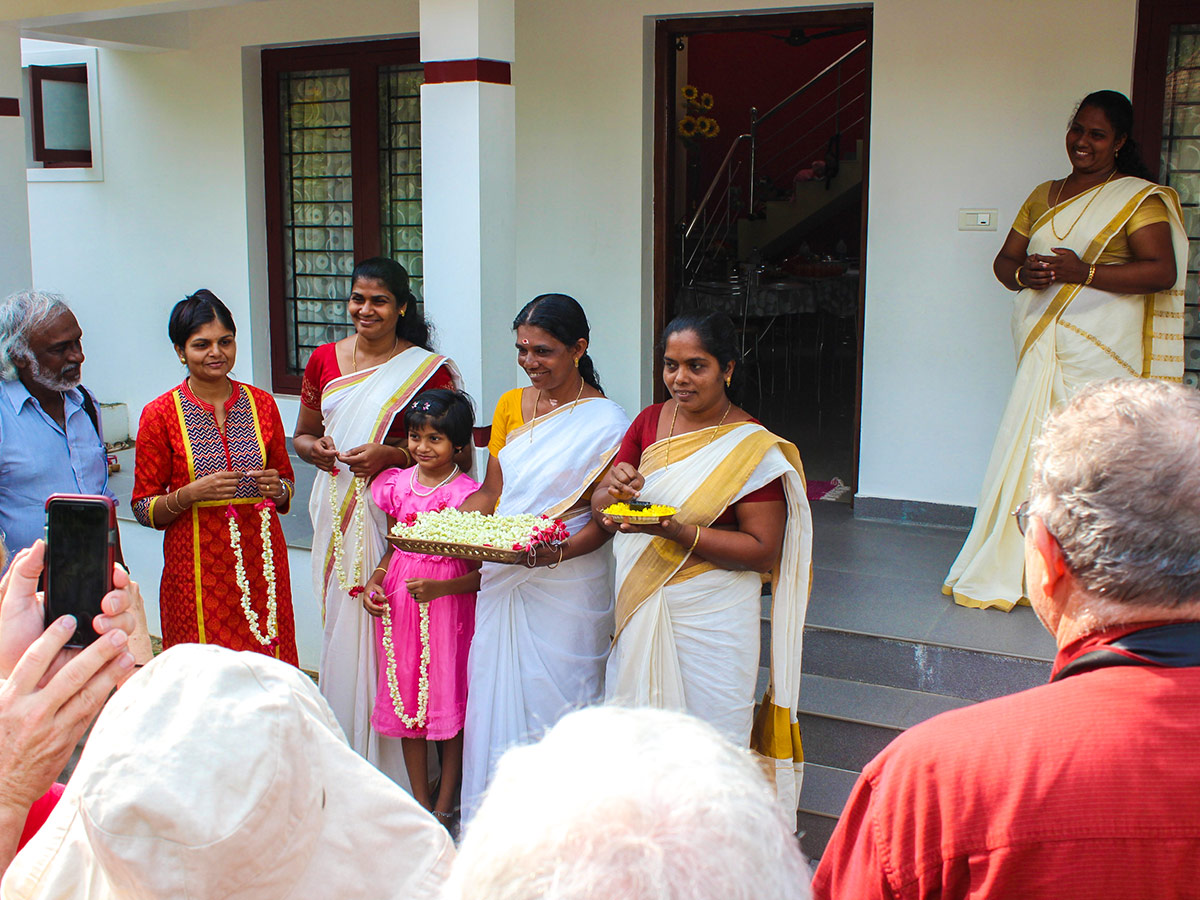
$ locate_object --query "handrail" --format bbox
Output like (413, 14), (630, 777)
(679, 37), (868, 287)
(756, 40), (866, 126)
(682, 132), (750, 241)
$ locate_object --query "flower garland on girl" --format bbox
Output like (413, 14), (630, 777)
(381, 591), (431, 728)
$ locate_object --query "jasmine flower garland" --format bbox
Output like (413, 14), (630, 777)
(226, 500), (279, 648)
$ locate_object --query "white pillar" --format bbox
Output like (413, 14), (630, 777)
(419, 0), (516, 419)
(0, 25), (33, 296)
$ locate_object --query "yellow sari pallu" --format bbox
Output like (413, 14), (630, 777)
(945, 177), (1187, 612)
(606, 422), (813, 812)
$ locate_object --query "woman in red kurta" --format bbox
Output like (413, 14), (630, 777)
(132, 291), (297, 664)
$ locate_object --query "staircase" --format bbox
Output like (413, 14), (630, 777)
(738, 140), (863, 260)
(680, 40), (867, 287)
(761, 502), (1057, 860)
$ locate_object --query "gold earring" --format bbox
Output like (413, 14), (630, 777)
(574, 357), (580, 368)
(179, 358), (187, 365)
(725, 376), (731, 387)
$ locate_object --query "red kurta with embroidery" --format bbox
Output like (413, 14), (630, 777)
(132, 380), (297, 664)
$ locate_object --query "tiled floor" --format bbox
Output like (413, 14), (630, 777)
(806, 502), (1056, 662)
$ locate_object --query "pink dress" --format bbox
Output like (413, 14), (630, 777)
(370, 467), (481, 739)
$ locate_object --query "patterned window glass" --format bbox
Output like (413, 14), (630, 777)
(379, 66), (425, 309)
(1162, 26), (1200, 384)
(279, 69), (355, 376)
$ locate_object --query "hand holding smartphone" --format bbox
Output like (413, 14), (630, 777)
(43, 493), (117, 648)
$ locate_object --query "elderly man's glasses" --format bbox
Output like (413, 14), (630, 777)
(1013, 500), (1031, 536)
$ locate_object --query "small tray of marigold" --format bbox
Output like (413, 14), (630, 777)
(602, 501), (678, 525)
(387, 535), (527, 564)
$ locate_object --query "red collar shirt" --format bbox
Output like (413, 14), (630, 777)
(812, 624), (1200, 900)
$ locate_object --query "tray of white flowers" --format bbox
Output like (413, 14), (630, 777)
(388, 507), (570, 565)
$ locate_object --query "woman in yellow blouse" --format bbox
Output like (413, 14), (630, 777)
(458, 294), (629, 822)
(945, 90), (1188, 614)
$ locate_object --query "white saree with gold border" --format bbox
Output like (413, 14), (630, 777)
(309, 346), (460, 784)
(460, 396), (629, 822)
(606, 422), (813, 812)
(945, 177), (1187, 611)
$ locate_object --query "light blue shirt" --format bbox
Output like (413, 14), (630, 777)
(0, 379), (113, 562)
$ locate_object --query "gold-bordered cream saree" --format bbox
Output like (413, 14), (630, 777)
(945, 177), (1187, 612)
(606, 421), (813, 812)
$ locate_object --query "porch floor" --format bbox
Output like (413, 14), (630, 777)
(807, 502), (1055, 662)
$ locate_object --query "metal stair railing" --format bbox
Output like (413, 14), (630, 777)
(749, 39), (866, 212)
(680, 39), (867, 287)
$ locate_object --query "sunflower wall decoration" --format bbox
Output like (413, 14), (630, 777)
(677, 84), (720, 145)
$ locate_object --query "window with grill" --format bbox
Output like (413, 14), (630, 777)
(1134, 2), (1200, 384)
(262, 39), (424, 392)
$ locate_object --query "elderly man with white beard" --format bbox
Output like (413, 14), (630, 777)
(0, 292), (116, 568)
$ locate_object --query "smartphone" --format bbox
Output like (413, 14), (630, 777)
(44, 493), (117, 648)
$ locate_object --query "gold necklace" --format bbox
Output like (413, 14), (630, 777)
(664, 399), (731, 468)
(351, 334), (399, 373)
(528, 378), (585, 444)
(1050, 167), (1117, 240)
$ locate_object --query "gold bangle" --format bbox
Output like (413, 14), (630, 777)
(1013, 267), (1026, 288)
(372, 565), (389, 575)
(162, 491), (182, 515)
(1083, 265), (1096, 286)
(688, 525), (702, 552)
(398, 447), (412, 467)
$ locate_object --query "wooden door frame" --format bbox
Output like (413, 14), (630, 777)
(651, 9), (873, 492)
(1131, 0), (1197, 181)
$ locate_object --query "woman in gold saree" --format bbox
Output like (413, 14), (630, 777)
(594, 313), (813, 812)
(945, 90), (1187, 612)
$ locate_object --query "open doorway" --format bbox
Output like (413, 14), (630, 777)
(653, 9), (871, 501)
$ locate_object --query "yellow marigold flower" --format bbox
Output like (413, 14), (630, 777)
(682, 84), (699, 102)
(604, 502), (677, 518)
(678, 115), (698, 138)
(701, 93), (714, 110)
(696, 117), (713, 136)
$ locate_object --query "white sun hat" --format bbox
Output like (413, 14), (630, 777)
(1, 644), (454, 900)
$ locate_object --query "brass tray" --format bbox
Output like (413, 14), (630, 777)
(387, 534), (526, 565)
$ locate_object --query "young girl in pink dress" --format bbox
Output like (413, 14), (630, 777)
(362, 389), (480, 825)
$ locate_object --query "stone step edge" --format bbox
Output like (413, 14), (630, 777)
(797, 622), (1055, 665)
(798, 673), (972, 732)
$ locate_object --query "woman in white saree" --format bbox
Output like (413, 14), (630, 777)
(459, 294), (629, 821)
(594, 313), (813, 814)
(945, 91), (1187, 613)
(294, 257), (464, 784)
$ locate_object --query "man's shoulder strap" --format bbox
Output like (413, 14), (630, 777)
(79, 386), (100, 438)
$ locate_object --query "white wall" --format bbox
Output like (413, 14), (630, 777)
(856, 0), (1137, 504)
(20, 0), (1143, 517)
(1, 25), (33, 297)
(509, 0), (1140, 506)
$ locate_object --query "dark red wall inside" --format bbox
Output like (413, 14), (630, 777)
(685, 27), (866, 192)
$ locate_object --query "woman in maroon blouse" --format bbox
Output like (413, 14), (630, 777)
(592, 312), (814, 811)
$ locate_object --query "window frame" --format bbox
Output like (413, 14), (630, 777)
(261, 37), (422, 394)
(29, 63), (92, 167)
(22, 46), (103, 183)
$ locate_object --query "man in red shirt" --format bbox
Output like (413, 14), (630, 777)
(814, 378), (1200, 900)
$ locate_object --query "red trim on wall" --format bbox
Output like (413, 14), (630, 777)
(0, 98), (18, 117)
(424, 59), (511, 85)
